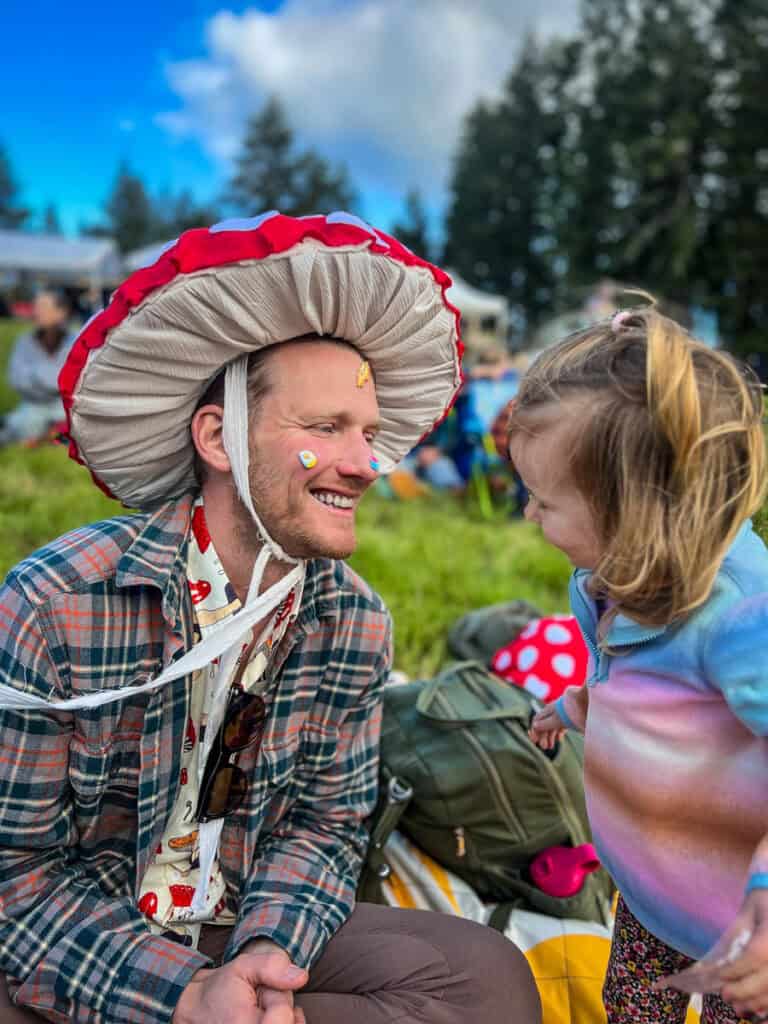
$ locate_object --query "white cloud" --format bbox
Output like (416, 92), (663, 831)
(157, 0), (580, 209)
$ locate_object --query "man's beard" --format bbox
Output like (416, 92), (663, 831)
(231, 451), (356, 561)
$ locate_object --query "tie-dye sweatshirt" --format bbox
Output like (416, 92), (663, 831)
(556, 521), (768, 959)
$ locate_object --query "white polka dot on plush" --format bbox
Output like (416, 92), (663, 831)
(523, 674), (550, 699)
(552, 653), (576, 678)
(517, 645), (538, 671)
(544, 623), (572, 645)
(495, 650), (512, 671)
(520, 621), (540, 639)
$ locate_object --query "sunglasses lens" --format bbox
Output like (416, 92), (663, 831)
(201, 763), (248, 820)
(196, 692), (268, 822)
(224, 694), (266, 752)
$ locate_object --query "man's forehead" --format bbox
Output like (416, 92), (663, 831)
(269, 336), (363, 372)
(266, 341), (380, 416)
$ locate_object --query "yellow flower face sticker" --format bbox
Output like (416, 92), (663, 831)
(356, 360), (371, 388)
(298, 450), (318, 469)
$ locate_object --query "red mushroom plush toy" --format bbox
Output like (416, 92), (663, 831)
(491, 615), (588, 703)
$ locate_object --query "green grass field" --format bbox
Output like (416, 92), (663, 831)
(1, 319), (765, 678)
(0, 319), (571, 677)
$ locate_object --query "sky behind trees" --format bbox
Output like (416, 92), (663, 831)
(3, 0), (578, 235)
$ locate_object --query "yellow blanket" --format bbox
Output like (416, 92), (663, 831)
(379, 832), (701, 1023)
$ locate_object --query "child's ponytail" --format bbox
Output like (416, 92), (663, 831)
(644, 314), (701, 486)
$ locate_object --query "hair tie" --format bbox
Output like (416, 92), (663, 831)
(611, 310), (632, 333)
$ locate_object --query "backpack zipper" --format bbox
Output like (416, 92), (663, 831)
(454, 826), (467, 858)
(433, 690), (526, 838)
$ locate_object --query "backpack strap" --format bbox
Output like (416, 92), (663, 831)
(415, 662), (534, 725)
(487, 901), (521, 932)
(358, 774), (414, 902)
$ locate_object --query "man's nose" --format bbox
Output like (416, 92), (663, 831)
(336, 437), (379, 482)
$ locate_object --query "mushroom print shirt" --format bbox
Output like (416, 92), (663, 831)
(137, 497), (301, 947)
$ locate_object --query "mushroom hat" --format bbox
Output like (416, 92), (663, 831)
(60, 211), (464, 509)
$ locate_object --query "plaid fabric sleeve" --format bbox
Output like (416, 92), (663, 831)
(0, 579), (210, 1023)
(227, 611), (393, 969)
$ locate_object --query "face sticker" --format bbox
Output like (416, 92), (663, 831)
(356, 360), (371, 388)
(298, 450), (318, 469)
(369, 457), (380, 472)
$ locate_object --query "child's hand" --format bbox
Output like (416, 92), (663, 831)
(655, 887), (768, 1018)
(528, 705), (567, 750)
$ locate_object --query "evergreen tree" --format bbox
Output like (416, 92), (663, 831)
(228, 96), (356, 216)
(700, 0), (768, 353)
(391, 190), (432, 260)
(156, 188), (220, 237)
(43, 203), (61, 234)
(0, 144), (29, 229)
(97, 163), (160, 253)
(443, 38), (574, 326)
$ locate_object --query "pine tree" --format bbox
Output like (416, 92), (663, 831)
(560, 0), (718, 308)
(391, 190), (432, 260)
(0, 144), (29, 229)
(156, 189), (220, 237)
(101, 163), (160, 253)
(43, 203), (61, 234)
(700, 0), (768, 353)
(443, 38), (573, 327)
(228, 96), (356, 216)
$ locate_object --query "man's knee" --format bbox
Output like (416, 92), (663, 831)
(348, 905), (541, 1023)
(430, 914), (541, 1022)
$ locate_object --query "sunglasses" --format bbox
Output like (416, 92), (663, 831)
(196, 691), (267, 823)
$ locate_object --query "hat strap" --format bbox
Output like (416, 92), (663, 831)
(222, 355), (299, 572)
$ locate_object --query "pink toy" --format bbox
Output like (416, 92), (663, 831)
(529, 843), (600, 898)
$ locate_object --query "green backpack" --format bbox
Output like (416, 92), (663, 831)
(360, 660), (613, 928)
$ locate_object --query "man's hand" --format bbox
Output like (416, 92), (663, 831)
(172, 948), (308, 1024)
(655, 888), (768, 1019)
(528, 704), (566, 750)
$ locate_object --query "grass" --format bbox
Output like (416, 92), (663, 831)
(2, 318), (766, 679)
(0, 319), (572, 678)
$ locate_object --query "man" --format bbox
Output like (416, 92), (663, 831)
(0, 213), (541, 1024)
(0, 289), (74, 445)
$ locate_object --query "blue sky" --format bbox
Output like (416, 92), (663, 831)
(4, 0), (578, 242)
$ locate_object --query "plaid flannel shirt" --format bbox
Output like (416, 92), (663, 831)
(0, 492), (391, 1023)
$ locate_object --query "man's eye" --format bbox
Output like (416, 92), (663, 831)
(314, 423), (335, 434)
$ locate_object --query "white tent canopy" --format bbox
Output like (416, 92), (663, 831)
(445, 272), (508, 322)
(123, 239), (175, 273)
(0, 231), (122, 287)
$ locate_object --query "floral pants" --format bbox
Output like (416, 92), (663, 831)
(604, 895), (751, 1023)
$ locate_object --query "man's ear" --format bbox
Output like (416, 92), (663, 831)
(191, 404), (230, 475)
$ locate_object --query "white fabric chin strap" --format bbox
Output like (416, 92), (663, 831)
(193, 356), (305, 913)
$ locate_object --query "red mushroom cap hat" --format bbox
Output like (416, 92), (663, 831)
(60, 211), (464, 509)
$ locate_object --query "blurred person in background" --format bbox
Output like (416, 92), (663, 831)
(0, 289), (74, 445)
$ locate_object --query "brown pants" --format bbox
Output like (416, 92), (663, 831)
(1, 903), (540, 1023)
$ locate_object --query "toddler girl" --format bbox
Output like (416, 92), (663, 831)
(518, 305), (768, 1023)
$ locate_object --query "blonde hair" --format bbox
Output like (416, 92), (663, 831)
(509, 304), (766, 628)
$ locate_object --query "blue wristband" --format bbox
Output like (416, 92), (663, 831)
(746, 872), (768, 893)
